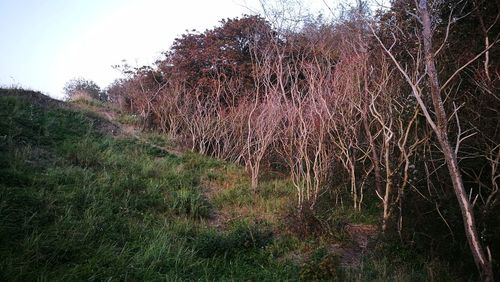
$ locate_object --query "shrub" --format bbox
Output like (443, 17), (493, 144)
(63, 78), (107, 101)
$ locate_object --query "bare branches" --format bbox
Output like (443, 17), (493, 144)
(440, 36), (500, 91)
(368, 23), (438, 132)
(106, 5), (498, 277)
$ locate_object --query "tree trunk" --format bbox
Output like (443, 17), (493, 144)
(418, 1), (494, 280)
(362, 94), (383, 196)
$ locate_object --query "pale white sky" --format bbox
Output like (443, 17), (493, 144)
(0, 0), (348, 99)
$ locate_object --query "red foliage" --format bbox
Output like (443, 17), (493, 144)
(160, 15), (274, 105)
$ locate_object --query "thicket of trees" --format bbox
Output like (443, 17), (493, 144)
(107, 0), (498, 279)
(63, 78), (107, 101)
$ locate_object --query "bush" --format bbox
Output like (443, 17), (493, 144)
(63, 78), (107, 101)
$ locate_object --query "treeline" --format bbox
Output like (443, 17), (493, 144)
(106, 0), (499, 279)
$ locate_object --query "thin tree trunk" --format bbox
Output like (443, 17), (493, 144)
(362, 94), (383, 196)
(419, 1), (493, 280)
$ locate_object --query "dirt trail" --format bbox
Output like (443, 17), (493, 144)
(73, 101), (183, 157)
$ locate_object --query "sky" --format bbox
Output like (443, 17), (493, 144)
(0, 0), (341, 99)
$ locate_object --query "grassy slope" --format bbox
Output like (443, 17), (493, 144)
(0, 90), (301, 281)
(0, 89), (463, 281)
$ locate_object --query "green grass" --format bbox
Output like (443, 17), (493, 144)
(0, 90), (467, 281)
(116, 112), (141, 125)
(0, 93), (300, 281)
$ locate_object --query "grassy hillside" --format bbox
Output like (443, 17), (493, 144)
(0, 89), (302, 281)
(0, 89), (462, 281)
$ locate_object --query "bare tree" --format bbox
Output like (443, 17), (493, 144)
(245, 94), (282, 192)
(370, 0), (496, 278)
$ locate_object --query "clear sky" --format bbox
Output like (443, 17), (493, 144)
(0, 0), (338, 99)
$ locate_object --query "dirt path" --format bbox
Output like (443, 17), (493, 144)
(73, 101), (183, 157)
